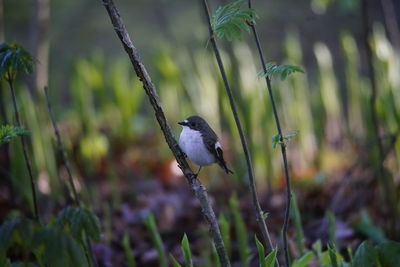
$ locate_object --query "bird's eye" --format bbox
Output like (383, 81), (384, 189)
(190, 122), (195, 127)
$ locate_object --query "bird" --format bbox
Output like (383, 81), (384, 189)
(178, 115), (233, 176)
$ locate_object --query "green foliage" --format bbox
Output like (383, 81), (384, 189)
(33, 227), (88, 267)
(169, 254), (182, 267)
(0, 43), (34, 82)
(353, 209), (386, 243)
(326, 211), (337, 247)
(56, 206), (101, 243)
(291, 191), (305, 255)
(292, 251), (314, 267)
(353, 241), (378, 267)
(181, 234), (193, 267)
(327, 244), (339, 267)
(376, 241), (400, 267)
(257, 62), (304, 81)
(0, 125), (30, 145)
(143, 213), (168, 267)
(0, 214), (97, 266)
(0, 219), (35, 254)
(211, 242), (221, 267)
(122, 233), (137, 267)
(272, 130), (299, 148)
(255, 235), (277, 267)
(255, 235), (266, 267)
(264, 248), (278, 267)
(352, 240), (400, 267)
(211, 0), (256, 41)
(218, 213), (231, 256)
(229, 194), (250, 267)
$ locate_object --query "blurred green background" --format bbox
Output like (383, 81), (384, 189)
(1, 0), (400, 265)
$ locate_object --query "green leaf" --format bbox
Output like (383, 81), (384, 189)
(352, 241), (378, 267)
(57, 206), (101, 243)
(0, 220), (19, 253)
(0, 255), (11, 267)
(33, 227), (88, 267)
(255, 235), (266, 267)
(258, 62), (304, 81)
(169, 254), (182, 267)
(328, 244), (339, 267)
(271, 134), (283, 149)
(181, 234), (193, 267)
(0, 43), (35, 82)
(353, 209), (386, 243)
(292, 251), (314, 267)
(0, 219), (36, 255)
(143, 213), (167, 267)
(219, 213), (231, 256)
(272, 131), (299, 148)
(122, 233), (137, 267)
(229, 194), (250, 267)
(0, 125), (30, 145)
(327, 211), (337, 247)
(211, 0), (257, 41)
(376, 241), (400, 267)
(264, 248), (277, 267)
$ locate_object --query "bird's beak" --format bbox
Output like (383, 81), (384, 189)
(178, 121), (187, 126)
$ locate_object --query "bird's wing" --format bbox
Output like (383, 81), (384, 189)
(202, 126), (233, 174)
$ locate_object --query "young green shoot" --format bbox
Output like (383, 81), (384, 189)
(0, 43), (39, 222)
(211, 0), (256, 41)
(0, 125), (30, 145)
(272, 130), (299, 149)
(257, 62), (304, 81)
(143, 213), (168, 267)
(181, 234), (193, 267)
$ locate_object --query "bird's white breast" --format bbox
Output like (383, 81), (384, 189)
(179, 126), (216, 166)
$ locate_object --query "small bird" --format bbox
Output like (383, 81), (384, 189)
(178, 115), (233, 175)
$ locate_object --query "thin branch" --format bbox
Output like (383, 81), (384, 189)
(247, 0), (292, 265)
(7, 79), (40, 222)
(201, 0), (276, 259)
(44, 86), (97, 267)
(380, 0), (400, 52)
(361, 0), (398, 235)
(101, 1), (230, 266)
(44, 86), (80, 206)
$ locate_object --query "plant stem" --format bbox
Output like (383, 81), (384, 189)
(44, 86), (80, 206)
(7, 79), (40, 222)
(101, 1), (230, 266)
(44, 86), (97, 267)
(201, 0), (275, 258)
(247, 0), (292, 265)
(361, 0), (397, 235)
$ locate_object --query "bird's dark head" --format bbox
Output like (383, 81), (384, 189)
(178, 115), (206, 131)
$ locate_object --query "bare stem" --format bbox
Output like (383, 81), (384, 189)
(7, 79), (40, 222)
(101, 1), (230, 266)
(200, 0), (276, 258)
(44, 86), (80, 206)
(361, 0), (398, 235)
(247, 0), (292, 265)
(44, 86), (97, 266)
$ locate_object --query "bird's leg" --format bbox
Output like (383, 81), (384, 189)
(195, 166), (202, 178)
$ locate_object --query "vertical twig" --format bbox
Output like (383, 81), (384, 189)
(44, 86), (97, 267)
(44, 86), (80, 206)
(247, 0), (292, 265)
(101, 1), (230, 266)
(200, 0), (276, 259)
(380, 0), (400, 52)
(7, 78), (40, 222)
(361, 0), (397, 235)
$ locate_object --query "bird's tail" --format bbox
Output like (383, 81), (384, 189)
(219, 162), (234, 174)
